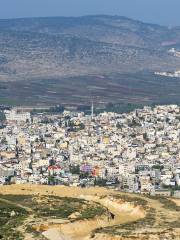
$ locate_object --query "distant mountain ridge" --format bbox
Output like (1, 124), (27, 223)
(1, 15), (180, 79)
(1, 15), (180, 106)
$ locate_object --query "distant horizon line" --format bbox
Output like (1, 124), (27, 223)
(0, 14), (174, 28)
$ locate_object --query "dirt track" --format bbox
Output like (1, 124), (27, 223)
(0, 185), (179, 240)
(0, 185), (144, 240)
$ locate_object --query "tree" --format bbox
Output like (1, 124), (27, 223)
(70, 165), (80, 174)
(0, 111), (5, 122)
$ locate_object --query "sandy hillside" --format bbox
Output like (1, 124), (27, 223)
(0, 185), (179, 240)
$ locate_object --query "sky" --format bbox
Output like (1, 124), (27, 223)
(0, 0), (180, 26)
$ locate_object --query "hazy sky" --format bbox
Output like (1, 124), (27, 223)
(0, 0), (180, 26)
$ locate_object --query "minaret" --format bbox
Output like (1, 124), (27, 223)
(91, 101), (94, 120)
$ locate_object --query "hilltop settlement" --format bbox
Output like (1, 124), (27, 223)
(0, 105), (180, 198)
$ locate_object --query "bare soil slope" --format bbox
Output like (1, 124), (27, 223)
(0, 185), (179, 240)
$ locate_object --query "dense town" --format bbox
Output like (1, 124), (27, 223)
(0, 105), (180, 198)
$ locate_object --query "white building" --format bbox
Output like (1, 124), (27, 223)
(5, 109), (31, 123)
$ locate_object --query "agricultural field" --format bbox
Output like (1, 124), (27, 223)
(1, 72), (180, 108)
